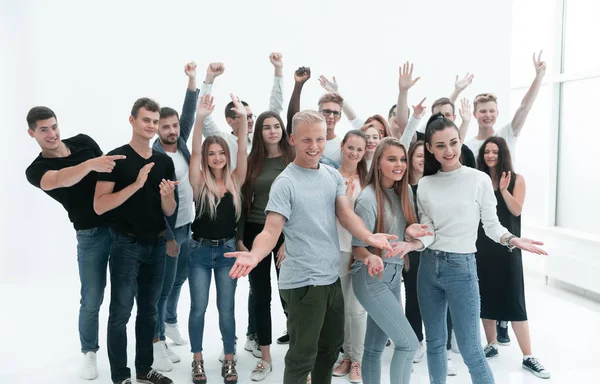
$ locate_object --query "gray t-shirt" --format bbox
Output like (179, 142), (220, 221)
(352, 185), (407, 266)
(266, 162), (346, 290)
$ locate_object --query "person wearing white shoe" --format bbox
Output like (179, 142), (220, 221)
(446, 356), (458, 376)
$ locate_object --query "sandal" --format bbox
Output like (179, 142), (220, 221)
(221, 359), (238, 384)
(192, 360), (207, 384)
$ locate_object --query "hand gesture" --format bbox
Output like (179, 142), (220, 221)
(166, 239), (179, 257)
(135, 162), (155, 189)
(412, 97), (427, 119)
(365, 233), (399, 254)
(532, 50), (547, 78)
(206, 62), (225, 81)
(454, 73), (474, 91)
(184, 61), (197, 79)
(499, 171), (511, 192)
(345, 175), (356, 199)
(269, 52), (283, 68)
(276, 243), (285, 268)
(510, 237), (547, 255)
(88, 155), (126, 173)
(399, 61), (421, 91)
(159, 179), (179, 197)
(364, 254), (384, 277)
(386, 241), (413, 259)
(236, 240), (249, 252)
(224, 251), (260, 278)
(196, 94), (215, 118)
(294, 66), (311, 84)
(229, 93), (247, 118)
(459, 98), (472, 122)
(406, 223), (433, 239)
(318, 75), (339, 93)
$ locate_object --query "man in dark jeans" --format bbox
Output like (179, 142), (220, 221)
(94, 98), (177, 384)
(25, 106), (122, 380)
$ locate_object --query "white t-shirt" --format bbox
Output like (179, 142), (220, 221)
(324, 136), (343, 165)
(165, 150), (195, 228)
(465, 123), (518, 162)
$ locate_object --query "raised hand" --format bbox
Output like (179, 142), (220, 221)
(510, 237), (547, 255)
(87, 155), (126, 173)
(196, 94), (215, 118)
(159, 179), (179, 197)
(224, 251), (260, 278)
(399, 61), (421, 91)
(166, 239), (179, 257)
(532, 50), (547, 78)
(318, 75), (339, 93)
(406, 223), (433, 239)
(294, 66), (311, 85)
(135, 162), (155, 189)
(206, 62), (225, 83)
(412, 97), (427, 118)
(345, 175), (356, 199)
(365, 233), (399, 254)
(229, 93), (247, 118)
(459, 98), (472, 122)
(364, 254), (384, 276)
(499, 171), (511, 191)
(455, 73), (474, 92)
(270, 52), (283, 68)
(184, 61), (197, 79)
(276, 243), (285, 268)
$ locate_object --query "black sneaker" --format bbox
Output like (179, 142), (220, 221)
(496, 321), (511, 345)
(277, 331), (290, 344)
(484, 344), (498, 359)
(522, 357), (551, 379)
(136, 369), (173, 384)
(117, 380), (132, 384)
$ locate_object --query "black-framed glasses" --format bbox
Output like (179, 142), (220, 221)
(320, 109), (342, 117)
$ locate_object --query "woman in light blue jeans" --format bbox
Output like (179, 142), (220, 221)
(351, 138), (429, 384)
(415, 114), (547, 383)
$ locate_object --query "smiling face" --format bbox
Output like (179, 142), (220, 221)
(130, 107), (160, 140)
(426, 127), (462, 171)
(319, 101), (342, 131)
(207, 142), (227, 170)
(378, 145), (407, 188)
(474, 101), (498, 130)
(290, 121), (327, 168)
(28, 117), (61, 152)
(363, 127), (381, 157)
(411, 144), (425, 174)
(483, 142), (500, 168)
(158, 115), (180, 145)
(341, 134), (366, 166)
(261, 116), (283, 146)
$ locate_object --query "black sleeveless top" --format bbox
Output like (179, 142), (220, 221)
(192, 192), (237, 240)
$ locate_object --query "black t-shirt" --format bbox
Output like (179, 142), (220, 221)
(97, 144), (175, 244)
(25, 134), (105, 230)
(415, 131), (476, 168)
(192, 192), (237, 240)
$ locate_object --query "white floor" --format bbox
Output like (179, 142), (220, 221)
(2, 261), (599, 384)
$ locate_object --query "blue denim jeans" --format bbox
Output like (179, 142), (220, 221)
(156, 223), (191, 339)
(107, 231), (166, 383)
(188, 237), (237, 354)
(75, 226), (112, 353)
(417, 249), (494, 384)
(353, 262), (419, 384)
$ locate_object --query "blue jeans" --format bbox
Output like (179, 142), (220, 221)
(76, 226), (112, 353)
(417, 249), (494, 384)
(156, 223), (191, 339)
(107, 231), (166, 383)
(353, 262), (419, 384)
(188, 238), (237, 354)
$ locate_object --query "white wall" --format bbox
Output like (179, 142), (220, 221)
(2, 0), (513, 285)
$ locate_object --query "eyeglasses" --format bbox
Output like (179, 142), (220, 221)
(320, 109), (342, 118)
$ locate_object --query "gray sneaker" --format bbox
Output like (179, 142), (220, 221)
(484, 343), (499, 359)
(250, 360), (272, 381)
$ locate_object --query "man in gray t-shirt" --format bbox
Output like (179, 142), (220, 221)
(225, 110), (396, 384)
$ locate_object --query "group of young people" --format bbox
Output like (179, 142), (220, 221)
(26, 51), (551, 384)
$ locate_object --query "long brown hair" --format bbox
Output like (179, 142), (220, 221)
(367, 137), (417, 270)
(364, 114), (391, 138)
(341, 130), (369, 188)
(242, 111), (294, 214)
(407, 140), (425, 185)
(477, 136), (514, 186)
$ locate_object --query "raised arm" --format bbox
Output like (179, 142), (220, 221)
(499, 172), (526, 217)
(396, 61), (421, 135)
(449, 73), (474, 104)
(286, 66), (311, 134)
(399, 98), (426, 147)
(511, 50), (546, 136)
(458, 98), (472, 139)
(179, 61), (200, 143)
(37, 154), (125, 191)
(200, 62), (225, 137)
(318, 75), (361, 125)
(230, 93), (249, 183)
(93, 162), (154, 215)
(189, 94), (215, 198)
(269, 52), (284, 114)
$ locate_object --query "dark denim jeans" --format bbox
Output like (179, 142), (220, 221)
(75, 226), (112, 353)
(107, 231), (166, 383)
(156, 223), (191, 339)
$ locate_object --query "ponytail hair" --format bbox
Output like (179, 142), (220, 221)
(424, 113), (460, 176)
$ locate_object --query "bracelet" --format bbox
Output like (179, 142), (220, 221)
(502, 234), (517, 252)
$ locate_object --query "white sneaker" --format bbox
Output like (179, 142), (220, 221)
(79, 351), (98, 380)
(413, 343), (425, 363)
(164, 342), (180, 363)
(164, 322), (187, 345)
(245, 335), (258, 352)
(250, 359), (272, 381)
(152, 341), (173, 372)
(447, 356), (458, 376)
(450, 331), (460, 354)
(219, 339), (238, 363)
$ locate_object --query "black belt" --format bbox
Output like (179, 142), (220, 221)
(193, 235), (235, 247)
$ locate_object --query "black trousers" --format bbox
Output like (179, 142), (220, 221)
(243, 222), (285, 346)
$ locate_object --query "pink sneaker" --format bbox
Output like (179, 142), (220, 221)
(332, 358), (351, 377)
(349, 362), (362, 383)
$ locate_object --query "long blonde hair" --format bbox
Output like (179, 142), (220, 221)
(196, 136), (242, 221)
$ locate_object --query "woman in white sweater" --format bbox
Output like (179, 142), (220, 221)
(415, 113), (546, 384)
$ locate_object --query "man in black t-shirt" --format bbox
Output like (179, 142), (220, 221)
(94, 98), (176, 384)
(25, 106), (125, 381)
